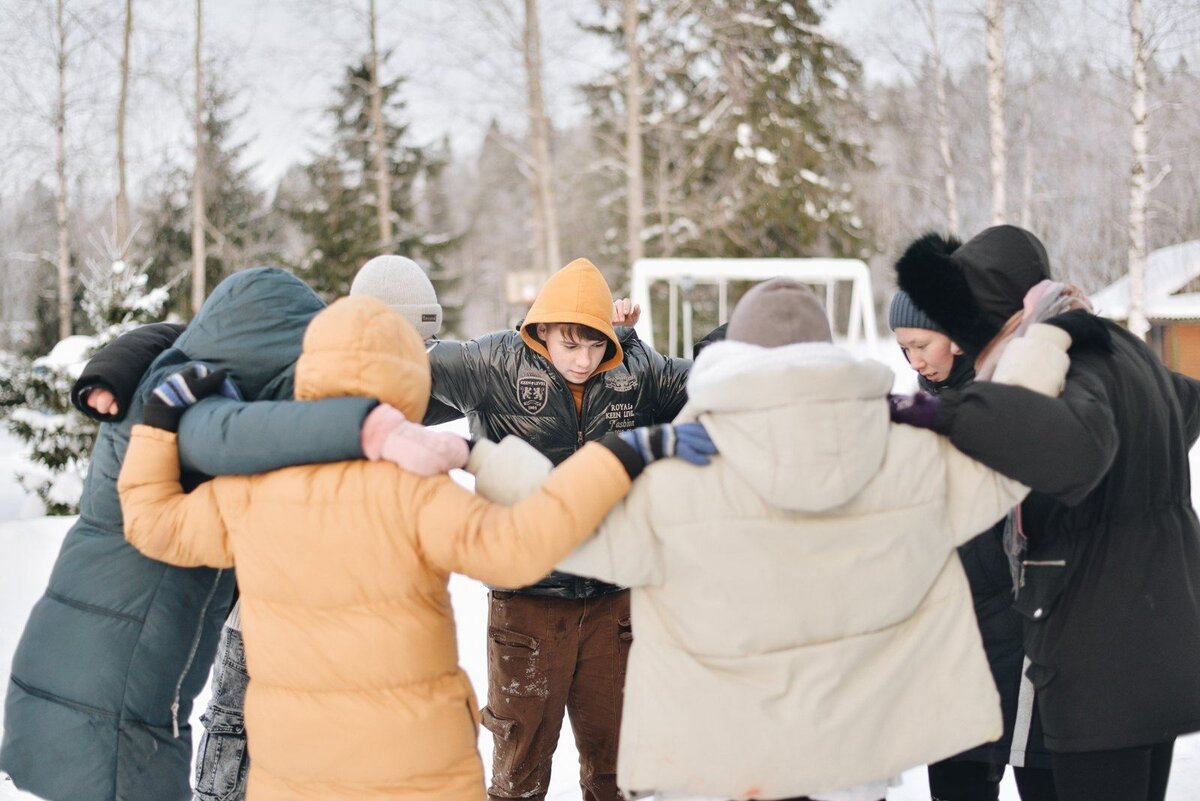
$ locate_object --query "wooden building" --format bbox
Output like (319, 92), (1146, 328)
(1091, 241), (1200, 379)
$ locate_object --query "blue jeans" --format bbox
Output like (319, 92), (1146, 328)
(193, 622), (249, 801)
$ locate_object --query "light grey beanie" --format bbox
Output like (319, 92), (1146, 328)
(726, 278), (832, 347)
(349, 256), (443, 339)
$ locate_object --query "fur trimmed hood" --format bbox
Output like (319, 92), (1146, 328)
(896, 225), (1052, 357)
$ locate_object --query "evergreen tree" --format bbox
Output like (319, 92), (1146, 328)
(141, 75), (269, 316)
(283, 58), (461, 334)
(2, 243), (169, 515)
(583, 0), (872, 263)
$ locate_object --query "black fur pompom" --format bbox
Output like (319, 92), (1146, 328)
(895, 233), (996, 355)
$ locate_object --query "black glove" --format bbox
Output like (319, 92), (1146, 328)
(142, 364), (235, 432)
(1041, 309), (1113, 353)
(598, 421), (719, 480)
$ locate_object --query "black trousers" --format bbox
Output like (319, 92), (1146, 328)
(1050, 740), (1175, 801)
(928, 759), (1058, 801)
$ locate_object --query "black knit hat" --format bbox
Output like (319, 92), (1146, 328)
(888, 290), (946, 334)
(895, 225), (1052, 357)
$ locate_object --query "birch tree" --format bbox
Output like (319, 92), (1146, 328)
(54, 0), (71, 338)
(114, 0), (132, 254)
(190, 0), (206, 315)
(523, 0), (561, 274)
(985, 0), (1006, 224)
(623, 0), (644, 264)
(367, 0), (393, 250)
(917, 0), (958, 234)
(1126, 0), (1150, 338)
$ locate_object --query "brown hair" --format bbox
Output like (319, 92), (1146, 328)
(540, 322), (608, 344)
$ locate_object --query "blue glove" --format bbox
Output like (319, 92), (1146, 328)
(618, 421), (718, 467)
(143, 364), (240, 432)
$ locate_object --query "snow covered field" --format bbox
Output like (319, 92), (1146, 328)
(2, 422), (1199, 800)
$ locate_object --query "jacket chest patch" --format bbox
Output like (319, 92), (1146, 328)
(603, 371), (637, 392)
(517, 374), (551, 414)
(604, 402), (637, 429)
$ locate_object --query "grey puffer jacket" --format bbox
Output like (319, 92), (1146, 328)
(428, 326), (690, 598)
(0, 269), (374, 801)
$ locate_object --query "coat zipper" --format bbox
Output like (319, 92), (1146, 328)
(576, 380), (589, 450)
(171, 568), (225, 738)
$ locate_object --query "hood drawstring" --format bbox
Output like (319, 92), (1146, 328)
(172, 568), (226, 738)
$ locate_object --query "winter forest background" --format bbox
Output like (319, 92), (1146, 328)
(0, 0), (1199, 505)
(1, 2), (1200, 798)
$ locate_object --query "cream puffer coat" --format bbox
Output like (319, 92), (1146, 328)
(479, 328), (1071, 801)
(118, 296), (632, 801)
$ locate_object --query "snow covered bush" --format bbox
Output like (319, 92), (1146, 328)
(0, 352), (23, 413)
(3, 249), (171, 515)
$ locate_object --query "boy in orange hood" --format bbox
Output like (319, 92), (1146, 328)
(115, 295), (678, 801)
(426, 257), (691, 801)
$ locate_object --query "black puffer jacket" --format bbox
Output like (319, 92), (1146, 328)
(428, 327), (690, 598)
(935, 326), (1200, 753)
(71, 323), (187, 421)
(922, 359), (1049, 768)
(899, 225), (1200, 753)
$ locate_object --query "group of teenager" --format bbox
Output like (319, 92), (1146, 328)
(1, 223), (1199, 801)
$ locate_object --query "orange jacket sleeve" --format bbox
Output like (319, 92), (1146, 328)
(412, 442), (631, 588)
(117, 424), (237, 568)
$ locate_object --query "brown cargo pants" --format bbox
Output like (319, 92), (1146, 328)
(481, 589), (632, 801)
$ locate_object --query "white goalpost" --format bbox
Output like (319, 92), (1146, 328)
(629, 258), (879, 358)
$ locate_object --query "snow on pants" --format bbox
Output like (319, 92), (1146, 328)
(193, 617), (250, 801)
(481, 589), (631, 801)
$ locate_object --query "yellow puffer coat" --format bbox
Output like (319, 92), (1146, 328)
(118, 296), (631, 801)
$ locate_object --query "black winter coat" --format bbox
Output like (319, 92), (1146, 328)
(71, 323), (187, 421)
(428, 327), (690, 598)
(935, 322), (1200, 753)
(922, 360), (1050, 768)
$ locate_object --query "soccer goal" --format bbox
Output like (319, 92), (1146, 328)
(629, 258), (878, 358)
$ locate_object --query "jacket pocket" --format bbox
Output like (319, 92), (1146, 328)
(488, 625), (547, 698)
(488, 626), (540, 657)
(1012, 559), (1069, 622)
(193, 707), (248, 801)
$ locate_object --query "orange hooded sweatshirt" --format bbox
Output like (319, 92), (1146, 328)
(519, 258), (624, 413)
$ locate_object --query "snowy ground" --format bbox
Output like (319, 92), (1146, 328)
(2, 417), (1200, 800)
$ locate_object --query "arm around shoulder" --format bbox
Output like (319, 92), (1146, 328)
(557, 476), (661, 587)
(177, 395), (376, 476)
(118, 425), (235, 567)
(72, 322), (186, 421)
(412, 442), (632, 588)
(427, 335), (502, 414)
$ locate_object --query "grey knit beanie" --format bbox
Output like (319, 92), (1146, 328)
(887, 289), (946, 334)
(350, 256), (443, 339)
(726, 278), (832, 347)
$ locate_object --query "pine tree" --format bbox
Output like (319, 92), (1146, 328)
(3, 239), (170, 515)
(282, 58), (461, 334)
(583, 0), (872, 263)
(142, 75), (269, 316)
